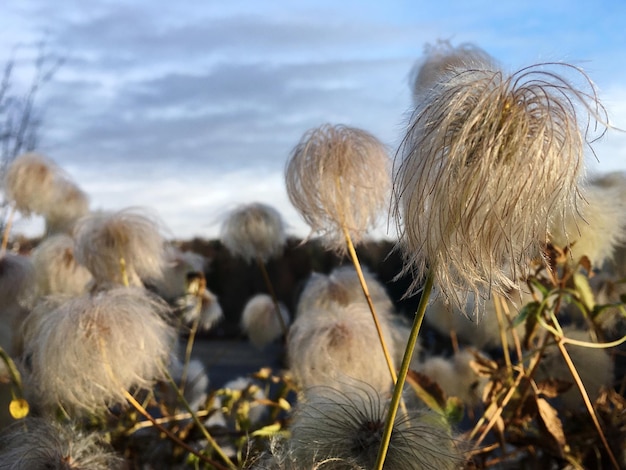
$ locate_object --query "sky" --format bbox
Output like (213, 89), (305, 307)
(1, 0), (626, 241)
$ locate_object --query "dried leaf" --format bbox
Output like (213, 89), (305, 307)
(536, 397), (567, 450)
(536, 378), (574, 398)
(406, 369), (446, 411)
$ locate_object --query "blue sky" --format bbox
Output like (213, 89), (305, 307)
(1, 0), (625, 239)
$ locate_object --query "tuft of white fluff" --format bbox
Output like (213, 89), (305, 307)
(161, 355), (209, 413)
(296, 265), (395, 319)
(287, 383), (462, 470)
(30, 234), (92, 299)
(21, 287), (176, 415)
(241, 293), (290, 349)
(394, 48), (602, 312)
(0, 417), (123, 469)
(418, 349), (487, 408)
(3, 152), (89, 234)
(221, 202), (287, 263)
(73, 208), (167, 288)
(285, 124), (391, 253)
(287, 301), (397, 394)
(550, 172), (626, 267)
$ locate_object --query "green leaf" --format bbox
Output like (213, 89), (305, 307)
(514, 301), (541, 327)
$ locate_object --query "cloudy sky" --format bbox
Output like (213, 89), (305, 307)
(2, 0), (626, 240)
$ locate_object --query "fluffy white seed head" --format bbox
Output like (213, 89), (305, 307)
(395, 54), (603, 311)
(285, 124), (391, 252)
(4, 153), (89, 233)
(30, 234), (92, 299)
(288, 383), (462, 469)
(147, 245), (207, 301)
(73, 208), (167, 288)
(418, 349), (487, 408)
(221, 202), (287, 263)
(287, 302), (397, 394)
(241, 293), (290, 349)
(0, 253), (34, 309)
(0, 417), (123, 469)
(410, 40), (497, 104)
(296, 265), (394, 319)
(22, 287), (176, 415)
(162, 355), (209, 413)
(550, 172), (626, 267)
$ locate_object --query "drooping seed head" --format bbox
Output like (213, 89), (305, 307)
(286, 124), (391, 252)
(241, 293), (290, 349)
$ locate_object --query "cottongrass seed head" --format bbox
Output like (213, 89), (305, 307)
(395, 46), (605, 310)
(221, 202), (287, 263)
(0, 417), (123, 469)
(287, 382), (462, 469)
(285, 124), (391, 253)
(73, 207), (167, 288)
(21, 287), (176, 415)
(30, 234), (93, 298)
(4, 152), (89, 234)
(241, 293), (290, 349)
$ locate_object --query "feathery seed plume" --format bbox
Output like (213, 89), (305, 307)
(73, 208), (167, 289)
(221, 202), (287, 263)
(241, 293), (291, 350)
(395, 47), (604, 309)
(288, 383), (462, 469)
(22, 287), (176, 415)
(286, 124), (391, 252)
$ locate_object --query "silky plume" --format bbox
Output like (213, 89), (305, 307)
(286, 383), (462, 469)
(73, 208), (167, 289)
(287, 301), (397, 394)
(21, 287), (176, 416)
(3, 152), (89, 234)
(395, 50), (604, 310)
(295, 266), (395, 320)
(550, 171), (626, 267)
(0, 417), (124, 469)
(285, 124), (391, 252)
(30, 234), (92, 299)
(241, 293), (291, 350)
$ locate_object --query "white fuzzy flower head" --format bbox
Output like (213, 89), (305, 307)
(22, 287), (176, 415)
(550, 171), (626, 267)
(221, 202), (287, 263)
(73, 208), (167, 288)
(4, 153), (89, 233)
(410, 40), (497, 104)
(30, 234), (92, 298)
(395, 50), (604, 310)
(287, 302), (396, 394)
(241, 293), (290, 349)
(296, 265), (394, 319)
(0, 417), (123, 469)
(285, 124), (391, 253)
(288, 383), (462, 469)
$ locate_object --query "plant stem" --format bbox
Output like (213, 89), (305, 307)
(255, 256), (288, 336)
(163, 368), (238, 469)
(374, 271), (434, 470)
(342, 225), (397, 384)
(555, 338), (619, 470)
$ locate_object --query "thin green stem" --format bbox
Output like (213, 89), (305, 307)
(374, 271), (434, 470)
(163, 368), (237, 470)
